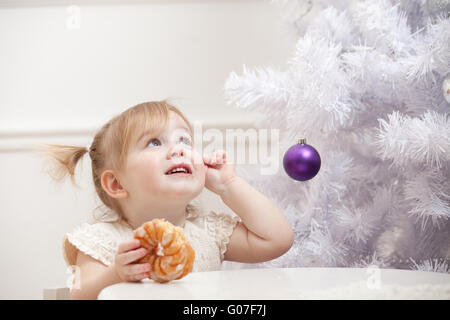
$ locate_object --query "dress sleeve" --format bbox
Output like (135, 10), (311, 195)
(204, 211), (241, 261)
(62, 222), (119, 267)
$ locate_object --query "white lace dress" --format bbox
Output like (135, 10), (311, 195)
(63, 210), (241, 273)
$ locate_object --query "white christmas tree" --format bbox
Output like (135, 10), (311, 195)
(223, 0), (450, 272)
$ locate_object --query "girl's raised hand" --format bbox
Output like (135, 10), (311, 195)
(203, 150), (236, 196)
(112, 239), (151, 282)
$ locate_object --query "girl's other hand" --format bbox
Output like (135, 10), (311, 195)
(112, 239), (151, 282)
(203, 150), (236, 195)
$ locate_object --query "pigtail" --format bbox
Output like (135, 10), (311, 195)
(34, 144), (88, 188)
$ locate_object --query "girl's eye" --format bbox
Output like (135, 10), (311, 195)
(146, 138), (161, 147)
(180, 136), (192, 146)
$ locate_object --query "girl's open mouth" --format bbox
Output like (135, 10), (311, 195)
(165, 163), (192, 176)
(166, 172), (192, 177)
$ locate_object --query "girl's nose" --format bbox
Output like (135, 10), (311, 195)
(167, 144), (185, 159)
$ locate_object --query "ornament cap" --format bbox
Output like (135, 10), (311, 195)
(297, 138), (307, 144)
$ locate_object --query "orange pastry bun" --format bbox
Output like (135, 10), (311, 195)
(134, 218), (195, 283)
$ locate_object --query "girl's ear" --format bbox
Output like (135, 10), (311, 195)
(100, 170), (128, 199)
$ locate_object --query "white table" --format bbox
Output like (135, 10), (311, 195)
(98, 267), (450, 300)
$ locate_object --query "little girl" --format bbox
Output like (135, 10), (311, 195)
(41, 100), (294, 299)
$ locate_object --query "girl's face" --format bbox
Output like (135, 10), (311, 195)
(121, 111), (206, 204)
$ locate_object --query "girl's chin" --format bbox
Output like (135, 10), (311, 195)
(164, 183), (203, 196)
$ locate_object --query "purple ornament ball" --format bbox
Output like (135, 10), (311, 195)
(283, 139), (321, 181)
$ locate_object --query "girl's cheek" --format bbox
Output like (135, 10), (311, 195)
(191, 150), (204, 167)
(193, 155), (207, 177)
(195, 160), (207, 174)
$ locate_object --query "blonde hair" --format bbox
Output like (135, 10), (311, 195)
(36, 99), (198, 223)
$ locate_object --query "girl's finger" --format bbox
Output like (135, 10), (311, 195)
(133, 272), (150, 281)
(203, 155), (210, 164)
(216, 152), (226, 164)
(117, 239), (141, 254)
(204, 155), (217, 167)
(117, 247), (148, 265)
(124, 263), (151, 276)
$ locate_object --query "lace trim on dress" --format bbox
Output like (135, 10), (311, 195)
(204, 211), (241, 261)
(63, 223), (118, 267)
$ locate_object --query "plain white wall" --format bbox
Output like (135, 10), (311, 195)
(0, 0), (296, 299)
